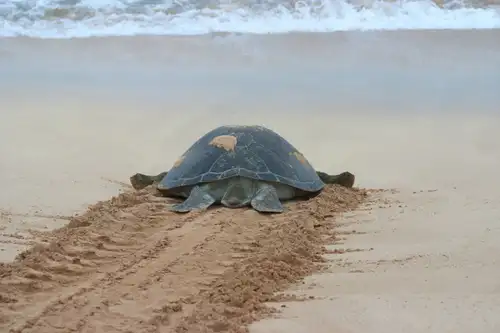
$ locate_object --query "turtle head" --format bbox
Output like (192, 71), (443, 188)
(129, 172), (168, 190)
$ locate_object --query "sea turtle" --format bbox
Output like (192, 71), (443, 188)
(130, 125), (355, 213)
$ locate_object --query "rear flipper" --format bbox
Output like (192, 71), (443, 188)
(251, 184), (284, 213)
(170, 185), (216, 213)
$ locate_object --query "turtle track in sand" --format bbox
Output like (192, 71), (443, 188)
(0, 185), (368, 333)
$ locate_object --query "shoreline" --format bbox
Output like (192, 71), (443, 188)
(2, 29), (500, 112)
(1, 26), (499, 332)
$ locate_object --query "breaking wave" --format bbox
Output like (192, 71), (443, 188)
(0, 0), (499, 38)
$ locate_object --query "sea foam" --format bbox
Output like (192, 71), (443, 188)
(0, 0), (499, 38)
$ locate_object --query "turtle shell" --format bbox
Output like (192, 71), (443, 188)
(159, 125), (324, 192)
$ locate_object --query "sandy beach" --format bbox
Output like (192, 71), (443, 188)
(1, 30), (500, 332)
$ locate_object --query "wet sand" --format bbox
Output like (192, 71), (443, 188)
(1, 30), (500, 332)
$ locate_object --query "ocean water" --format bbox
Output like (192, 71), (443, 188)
(0, 0), (499, 38)
(1, 1), (499, 114)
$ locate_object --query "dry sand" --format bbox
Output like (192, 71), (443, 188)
(250, 115), (500, 333)
(1, 30), (500, 332)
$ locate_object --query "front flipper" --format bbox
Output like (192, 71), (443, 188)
(316, 171), (355, 188)
(130, 171), (168, 190)
(170, 185), (216, 213)
(251, 184), (284, 213)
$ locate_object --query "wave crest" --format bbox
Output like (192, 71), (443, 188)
(1, 0), (499, 38)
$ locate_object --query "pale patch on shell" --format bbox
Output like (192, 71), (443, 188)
(291, 151), (310, 165)
(173, 155), (185, 168)
(209, 135), (237, 151)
